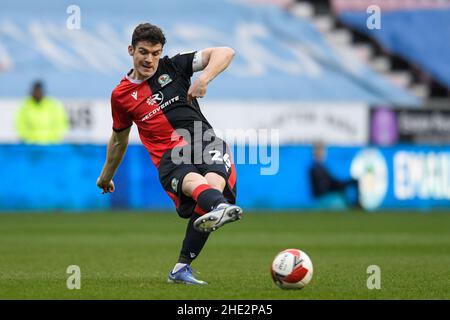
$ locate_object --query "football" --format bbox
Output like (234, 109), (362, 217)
(271, 248), (313, 289)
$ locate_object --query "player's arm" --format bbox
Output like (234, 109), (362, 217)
(97, 127), (131, 193)
(187, 47), (235, 104)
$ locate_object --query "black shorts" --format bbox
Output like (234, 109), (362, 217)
(158, 137), (237, 219)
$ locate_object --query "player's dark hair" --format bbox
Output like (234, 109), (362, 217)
(132, 23), (166, 47)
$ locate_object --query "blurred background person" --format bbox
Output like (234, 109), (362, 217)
(15, 80), (69, 145)
(309, 142), (359, 210)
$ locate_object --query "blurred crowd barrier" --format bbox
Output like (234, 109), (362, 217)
(333, 0), (450, 92)
(0, 100), (369, 145)
(1, 143), (450, 211)
(1, 0), (449, 212)
(1, 99), (449, 212)
(1, 85), (449, 213)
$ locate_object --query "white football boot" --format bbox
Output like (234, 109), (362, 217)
(193, 204), (243, 233)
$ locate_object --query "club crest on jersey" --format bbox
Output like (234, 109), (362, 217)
(158, 74), (172, 87)
(147, 92), (164, 106)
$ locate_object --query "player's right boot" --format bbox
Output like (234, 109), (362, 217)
(167, 265), (208, 285)
(194, 204), (243, 233)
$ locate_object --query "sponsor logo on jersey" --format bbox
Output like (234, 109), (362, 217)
(147, 92), (164, 106)
(141, 94), (180, 122)
(131, 91), (138, 100)
(158, 74), (172, 87)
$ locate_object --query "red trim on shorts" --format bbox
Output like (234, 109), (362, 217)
(166, 191), (180, 208)
(191, 184), (211, 202)
(228, 164), (237, 189)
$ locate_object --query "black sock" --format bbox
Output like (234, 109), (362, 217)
(178, 214), (210, 264)
(192, 185), (227, 212)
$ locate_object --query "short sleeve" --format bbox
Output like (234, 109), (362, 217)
(111, 95), (132, 131)
(170, 51), (196, 78)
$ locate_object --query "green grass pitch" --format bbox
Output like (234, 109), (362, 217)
(0, 211), (449, 299)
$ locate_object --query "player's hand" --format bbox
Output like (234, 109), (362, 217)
(187, 76), (208, 104)
(97, 178), (115, 194)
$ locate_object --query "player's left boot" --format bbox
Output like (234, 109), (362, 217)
(167, 264), (208, 285)
(194, 204), (243, 233)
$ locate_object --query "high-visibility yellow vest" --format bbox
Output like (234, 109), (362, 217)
(15, 97), (69, 144)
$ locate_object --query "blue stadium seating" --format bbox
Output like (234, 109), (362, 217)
(338, 6), (450, 91)
(0, 0), (418, 104)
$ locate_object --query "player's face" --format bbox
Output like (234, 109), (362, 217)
(129, 41), (163, 79)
